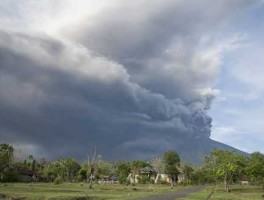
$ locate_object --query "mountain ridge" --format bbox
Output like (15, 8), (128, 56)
(174, 138), (248, 165)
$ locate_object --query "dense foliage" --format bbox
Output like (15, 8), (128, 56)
(1, 143), (264, 191)
(204, 150), (246, 191)
(163, 151), (181, 187)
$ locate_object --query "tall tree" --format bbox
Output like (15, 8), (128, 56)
(97, 158), (112, 179)
(130, 160), (148, 186)
(44, 157), (80, 183)
(0, 144), (14, 181)
(204, 150), (245, 192)
(0, 143), (14, 168)
(245, 152), (264, 184)
(181, 164), (193, 185)
(25, 155), (36, 172)
(64, 157), (81, 182)
(163, 151), (181, 188)
(116, 161), (131, 184)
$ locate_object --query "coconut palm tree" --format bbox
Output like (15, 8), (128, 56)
(0, 143), (14, 169)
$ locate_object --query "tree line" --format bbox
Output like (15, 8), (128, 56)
(0, 143), (264, 191)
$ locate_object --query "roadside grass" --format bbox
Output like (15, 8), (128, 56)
(178, 186), (212, 200)
(179, 185), (264, 200)
(0, 183), (187, 200)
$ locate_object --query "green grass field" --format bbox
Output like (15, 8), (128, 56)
(180, 185), (264, 200)
(1, 183), (263, 200)
(0, 183), (181, 200)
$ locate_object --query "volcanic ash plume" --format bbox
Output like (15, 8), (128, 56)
(0, 0), (257, 161)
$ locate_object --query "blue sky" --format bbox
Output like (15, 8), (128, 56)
(210, 3), (264, 153)
(0, 0), (263, 160)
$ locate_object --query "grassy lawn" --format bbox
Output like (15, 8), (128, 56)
(178, 186), (212, 200)
(180, 185), (264, 200)
(3, 183), (262, 200)
(0, 183), (185, 200)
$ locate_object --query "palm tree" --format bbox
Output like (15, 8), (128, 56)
(0, 143), (14, 169)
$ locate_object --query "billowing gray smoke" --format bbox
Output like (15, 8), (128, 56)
(0, 0), (257, 163)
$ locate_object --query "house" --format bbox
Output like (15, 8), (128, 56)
(155, 172), (186, 184)
(140, 166), (157, 180)
(126, 166), (186, 185)
(127, 166), (157, 184)
(14, 167), (38, 182)
(127, 173), (140, 184)
(154, 173), (170, 184)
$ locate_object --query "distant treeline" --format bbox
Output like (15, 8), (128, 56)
(0, 143), (263, 191)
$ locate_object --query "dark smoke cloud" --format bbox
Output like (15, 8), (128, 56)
(0, 0), (260, 160)
(65, 0), (256, 100)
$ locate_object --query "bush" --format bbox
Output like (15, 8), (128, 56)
(75, 175), (83, 182)
(1, 170), (19, 182)
(118, 174), (128, 184)
(138, 175), (150, 184)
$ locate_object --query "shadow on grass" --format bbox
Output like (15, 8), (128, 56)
(49, 197), (96, 200)
(231, 187), (263, 193)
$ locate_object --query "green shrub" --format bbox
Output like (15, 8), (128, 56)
(117, 174), (128, 184)
(1, 170), (19, 182)
(138, 175), (150, 184)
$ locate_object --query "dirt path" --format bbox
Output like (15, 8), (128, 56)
(139, 185), (205, 200)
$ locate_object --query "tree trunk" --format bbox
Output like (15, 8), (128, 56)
(170, 176), (173, 189)
(154, 173), (160, 184)
(224, 175), (229, 192)
(132, 174), (136, 186)
(89, 174), (93, 189)
(224, 179), (228, 192)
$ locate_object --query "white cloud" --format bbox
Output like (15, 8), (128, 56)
(211, 125), (264, 153)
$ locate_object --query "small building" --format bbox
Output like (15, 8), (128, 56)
(127, 166), (157, 184)
(14, 167), (38, 182)
(155, 172), (186, 184)
(140, 166), (157, 179)
(154, 173), (171, 184)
